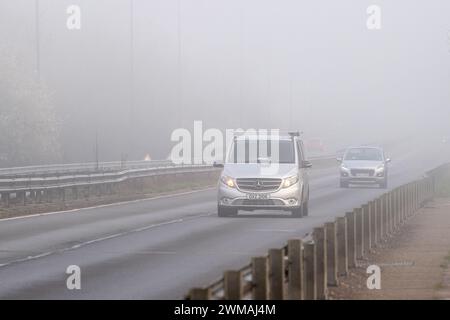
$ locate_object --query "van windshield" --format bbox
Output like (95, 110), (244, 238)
(227, 139), (295, 164)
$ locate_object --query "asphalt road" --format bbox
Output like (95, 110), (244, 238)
(0, 141), (449, 299)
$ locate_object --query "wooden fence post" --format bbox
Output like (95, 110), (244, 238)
(252, 256), (269, 300)
(336, 217), (348, 276)
(313, 227), (327, 300)
(369, 200), (377, 246)
(345, 211), (357, 268)
(224, 270), (242, 300)
(303, 242), (317, 300)
(362, 203), (371, 253)
(189, 288), (211, 300)
(288, 239), (304, 300)
(325, 222), (338, 286)
(354, 207), (364, 259)
(269, 248), (285, 300)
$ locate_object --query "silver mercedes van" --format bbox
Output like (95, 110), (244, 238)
(213, 132), (311, 217)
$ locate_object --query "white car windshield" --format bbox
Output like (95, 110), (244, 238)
(344, 148), (383, 161)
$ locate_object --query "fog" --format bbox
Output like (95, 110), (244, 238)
(1, 0), (449, 165)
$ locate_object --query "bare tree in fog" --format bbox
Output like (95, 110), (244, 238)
(0, 49), (61, 167)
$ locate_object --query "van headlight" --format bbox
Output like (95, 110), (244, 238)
(282, 175), (299, 188)
(220, 175), (236, 188)
(376, 164), (385, 172)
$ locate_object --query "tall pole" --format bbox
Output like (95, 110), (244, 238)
(35, 0), (40, 80)
(289, 78), (293, 130)
(238, 1), (243, 129)
(95, 129), (99, 170)
(177, 0), (183, 128)
(129, 0), (135, 159)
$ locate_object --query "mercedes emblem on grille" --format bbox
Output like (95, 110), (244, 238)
(255, 180), (263, 189)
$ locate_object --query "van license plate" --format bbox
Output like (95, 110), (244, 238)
(246, 193), (270, 200)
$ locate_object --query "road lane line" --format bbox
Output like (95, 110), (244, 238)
(0, 212), (213, 268)
(250, 228), (297, 233)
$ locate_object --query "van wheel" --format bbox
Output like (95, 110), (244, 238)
(291, 206), (303, 218)
(218, 206), (237, 217)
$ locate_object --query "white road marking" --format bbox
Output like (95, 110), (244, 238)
(0, 212), (213, 268)
(0, 187), (215, 223)
(251, 228), (297, 233)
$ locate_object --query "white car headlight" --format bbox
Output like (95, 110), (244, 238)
(282, 175), (299, 188)
(376, 164), (385, 171)
(220, 175), (236, 188)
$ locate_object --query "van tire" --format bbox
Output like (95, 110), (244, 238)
(302, 201), (309, 217)
(218, 206), (238, 217)
(291, 206), (303, 218)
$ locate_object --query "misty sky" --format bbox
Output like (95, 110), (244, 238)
(0, 0), (449, 162)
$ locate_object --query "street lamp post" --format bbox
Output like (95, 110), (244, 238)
(35, 0), (40, 80)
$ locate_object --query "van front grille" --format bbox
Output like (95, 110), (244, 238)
(236, 178), (282, 192)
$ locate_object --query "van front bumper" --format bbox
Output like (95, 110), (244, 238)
(217, 182), (303, 211)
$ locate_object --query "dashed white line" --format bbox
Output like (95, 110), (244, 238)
(0, 212), (213, 268)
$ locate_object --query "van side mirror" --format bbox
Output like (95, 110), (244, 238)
(386, 158), (391, 163)
(336, 157), (342, 162)
(302, 160), (312, 168)
(213, 161), (224, 168)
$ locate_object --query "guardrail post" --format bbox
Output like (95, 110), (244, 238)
(1, 192), (10, 207)
(303, 242), (317, 300)
(369, 200), (377, 246)
(106, 183), (114, 195)
(345, 211), (357, 268)
(17, 191), (26, 205)
(402, 185), (408, 224)
(389, 190), (395, 234)
(44, 189), (52, 203)
(72, 186), (78, 200)
(35, 190), (42, 203)
(95, 184), (101, 197)
(408, 183), (413, 217)
(313, 227), (327, 300)
(224, 270), (243, 300)
(252, 256), (269, 300)
(28, 190), (35, 204)
(354, 207), (364, 259)
(428, 177), (433, 201)
(60, 188), (66, 203)
(376, 197), (383, 242)
(415, 182), (419, 212)
(397, 187), (402, 227)
(269, 248), (285, 300)
(288, 239), (304, 300)
(382, 194), (389, 239)
(398, 187), (403, 226)
(362, 203), (371, 254)
(399, 187), (404, 224)
(189, 288), (211, 300)
(392, 189), (398, 231)
(325, 222), (338, 286)
(336, 217), (348, 276)
(405, 184), (410, 219)
(415, 180), (419, 208)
